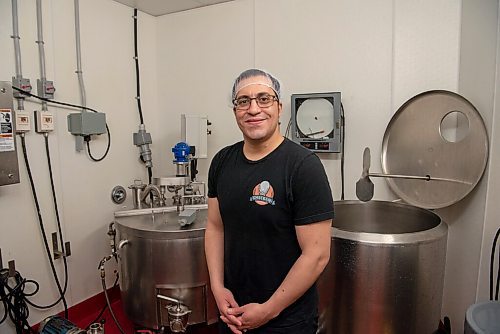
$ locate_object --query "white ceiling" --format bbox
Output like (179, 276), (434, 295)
(112, 0), (236, 16)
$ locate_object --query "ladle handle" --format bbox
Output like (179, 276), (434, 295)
(369, 173), (471, 185)
(361, 147), (371, 178)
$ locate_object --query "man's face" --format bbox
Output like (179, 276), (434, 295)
(233, 76), (282, 143)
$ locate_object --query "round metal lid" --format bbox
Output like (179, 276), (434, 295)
(381, 90), (489, 209)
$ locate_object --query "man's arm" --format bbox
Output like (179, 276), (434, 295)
(205, 197), (243, 333)
(205, 197), (225, 293)
(228, 219), (332, 331)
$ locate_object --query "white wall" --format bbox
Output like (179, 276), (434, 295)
(0, 0), (158, 332)
(0, 0), (498, 333)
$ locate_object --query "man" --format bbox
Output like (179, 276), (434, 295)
(205, 69), (334, 334)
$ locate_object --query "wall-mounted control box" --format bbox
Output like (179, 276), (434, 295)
(0, 82), (20, 186)
(181, 114), (208, 159)
(67, 111), (106, 136)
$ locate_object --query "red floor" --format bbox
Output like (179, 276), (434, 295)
(38, 287), (218, 334)
(72, 298), (136, 333)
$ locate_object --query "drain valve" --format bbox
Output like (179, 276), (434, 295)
(157, 294), (192, 333)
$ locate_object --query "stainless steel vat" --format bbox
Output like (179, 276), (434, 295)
(114, 208), (217, 330)
(317, 200), (448, 334)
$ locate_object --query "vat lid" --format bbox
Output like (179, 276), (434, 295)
(381, 90), (489, 209)
(114, 209), (207, 238)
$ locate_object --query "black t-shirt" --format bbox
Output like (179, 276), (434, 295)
(208, 138), (334, 330)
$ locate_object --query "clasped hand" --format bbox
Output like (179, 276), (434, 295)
(214, 287), (273, 334)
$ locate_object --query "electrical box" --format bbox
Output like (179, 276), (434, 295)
(12, 77), (32, 98)
(35, 110), (55, 132)
(67, 111), (106, 136)
(181, 114), (208, 159)
(37, 79), (55, 99)
(15, 110), (31, 133)
(291, 92), (342, 153)
(0, 81), (20, 186)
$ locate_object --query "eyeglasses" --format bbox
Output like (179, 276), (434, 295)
(233, 93), (278, 111)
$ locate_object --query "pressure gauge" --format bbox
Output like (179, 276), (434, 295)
(291, 92), (342, 153)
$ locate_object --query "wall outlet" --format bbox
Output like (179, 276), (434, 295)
(15, 110), (31, 133)
(35, 110), (55, 133)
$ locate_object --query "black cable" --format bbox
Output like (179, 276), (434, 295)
(12, 86), (99, 113)
(147, 165), (153, 185)
(190, 159), (198, 181)
(133, 8), (155, 181)
(0, 269), (39, 333)
(85, 123), (111, 162)
(44, 134), (69, 318)
(490, 227), (500, 300)
(133, 8), (144, 125)
(19, 134), (68, 312)
(340, 103), (345, 200)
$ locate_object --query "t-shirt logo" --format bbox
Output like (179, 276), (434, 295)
(250, 181), (275, 206)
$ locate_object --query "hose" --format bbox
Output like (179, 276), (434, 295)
(99, 256), (126, 334)
(84, 274), (119, 330)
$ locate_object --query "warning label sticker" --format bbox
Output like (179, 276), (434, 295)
(0, 109), (15, 152)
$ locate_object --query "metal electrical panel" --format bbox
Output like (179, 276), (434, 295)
(0, 82), (20, 186)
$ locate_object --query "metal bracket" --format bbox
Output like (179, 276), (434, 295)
(52, 232), (71, 259)
(65, 241), (72, 257)
(8, 260), (16, 277)
(1, 249), (17, 277)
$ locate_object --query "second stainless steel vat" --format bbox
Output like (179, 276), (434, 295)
(318, 200), (448, 334)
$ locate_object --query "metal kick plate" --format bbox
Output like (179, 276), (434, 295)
(381, 90), (489, 209)
(0, 82), (20, 186)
